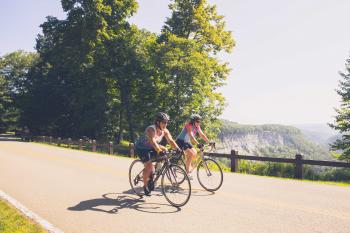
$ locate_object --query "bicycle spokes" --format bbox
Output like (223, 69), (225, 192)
(161, 165), (191, 207)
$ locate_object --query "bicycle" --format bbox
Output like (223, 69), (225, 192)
(128, 150), (191, 207)
(172, 142), (223, 192)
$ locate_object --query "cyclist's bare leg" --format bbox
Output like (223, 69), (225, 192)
(143, 161), (153, 187)
(184, 148), (197, 173)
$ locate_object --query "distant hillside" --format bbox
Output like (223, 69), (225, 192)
(217, 120), (334, 160)
(293, 123), (338, 148)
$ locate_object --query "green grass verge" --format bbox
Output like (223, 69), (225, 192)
(0, 199), (46, 233)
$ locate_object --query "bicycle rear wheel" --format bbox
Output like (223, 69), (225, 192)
(197, 158), (223, 192)
(129, 160), (145, 196)
(161, 164), (191, 207)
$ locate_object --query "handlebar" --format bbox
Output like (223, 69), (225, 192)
(200, 142), (216, 151)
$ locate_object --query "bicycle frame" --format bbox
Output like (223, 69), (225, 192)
(186, 144), (215, 174)
(137, 152), (182, 186)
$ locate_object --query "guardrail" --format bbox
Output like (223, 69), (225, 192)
(33, 136), (134, 157)
(206, 150), (350, 179)
(32, 136), (350, 180)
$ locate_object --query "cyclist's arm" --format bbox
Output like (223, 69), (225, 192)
(146, 127), (164, 153)
(164, 129), (181, 150)
(198, 127), (210, 144)
(186, 125), (200, 146)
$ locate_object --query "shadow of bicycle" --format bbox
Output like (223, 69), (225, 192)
(67, 192), (180, 214)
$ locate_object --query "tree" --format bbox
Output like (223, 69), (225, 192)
(22, 0), (138, 139)
(155, 0), (234, 136)
(160, 0), (234, 54)
(329, 55), (350, 161)
(0, 51), (38, 132)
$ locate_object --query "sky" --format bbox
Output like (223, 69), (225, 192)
(1, 0), (350, 125)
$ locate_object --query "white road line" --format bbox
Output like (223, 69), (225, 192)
(0, 190), (64, 233)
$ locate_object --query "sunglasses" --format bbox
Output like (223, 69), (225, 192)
(161, 120), (168, 124)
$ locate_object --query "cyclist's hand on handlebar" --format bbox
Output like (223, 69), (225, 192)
(209, 141), (216, 148)
(159, 150), (167, 157)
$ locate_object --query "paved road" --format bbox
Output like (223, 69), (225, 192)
(1, 141), (350, 233)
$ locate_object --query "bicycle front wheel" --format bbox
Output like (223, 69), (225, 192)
(197, 158), (223, 192)
(129, 160), (145, 197)
(161, 164), (191, 207)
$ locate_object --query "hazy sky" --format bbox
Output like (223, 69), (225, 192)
(1, 0), (350, 125)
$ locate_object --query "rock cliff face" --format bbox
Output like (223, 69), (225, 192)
(217, 120), (333, 160)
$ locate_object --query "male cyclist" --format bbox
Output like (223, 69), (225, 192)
(135, 112), (181, 196)
(176, 114), (210, 177)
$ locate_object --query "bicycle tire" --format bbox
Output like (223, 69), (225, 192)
(129, 159), (145, 196)
(197, 158), (223, 192)
(161, 164), (191, 207)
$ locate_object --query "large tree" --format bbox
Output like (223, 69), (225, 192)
(329, 55), (350, 161)
(156, 0), (234, 136)
(0, 51), (38, 132)
(22, 0), (138, 139)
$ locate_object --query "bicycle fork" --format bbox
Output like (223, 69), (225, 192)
(200, 151), (212, 176)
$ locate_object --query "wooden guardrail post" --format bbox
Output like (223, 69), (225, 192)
(43, 136), (46, 143)
(92, 140), (96, 152)
(68, 138), (72, 148)
(295, 154), (303, 179)
(79, 139), (83, 150)
(230, 150), (239, 172)
(57, 137), (61, 146)
(129, 143), (135, 158)
(49, 136), (52, 144)
(109, 142), (113, 155)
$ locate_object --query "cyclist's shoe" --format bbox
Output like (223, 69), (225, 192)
(143, 186), (151, 196)
(148, 179), (155, 191)
(187, 174), (194, 180)
(197, 143), (204, 149)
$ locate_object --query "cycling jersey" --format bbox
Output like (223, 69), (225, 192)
(176, 123), (200, 143)
(135, 125), (164, 149)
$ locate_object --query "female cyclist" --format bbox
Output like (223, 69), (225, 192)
(176, 114), (210, 176)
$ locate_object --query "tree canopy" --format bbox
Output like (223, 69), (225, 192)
(329, 55), (350, 161)
(1, 0), (234, 142)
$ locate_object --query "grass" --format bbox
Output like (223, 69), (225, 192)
(0, 199), (46, 233)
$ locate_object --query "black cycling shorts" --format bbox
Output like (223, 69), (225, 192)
(176, 139), (193, 150)
(136, 147), (157, 163)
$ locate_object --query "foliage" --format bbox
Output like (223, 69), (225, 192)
(0, 51), (38, 132)
(155, 0), (234, 136)
(329, 55), (350, 161)
(2, 0), (234, 144)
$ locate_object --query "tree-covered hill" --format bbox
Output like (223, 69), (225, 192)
(217, 119), (334, 160)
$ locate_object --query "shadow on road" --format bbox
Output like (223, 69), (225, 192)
(191, 188), (215, 197)
(67, 193), (181, 214)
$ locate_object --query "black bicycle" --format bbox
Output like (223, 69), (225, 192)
(129, 150), (191, 207)
(172, 142), (223, 192)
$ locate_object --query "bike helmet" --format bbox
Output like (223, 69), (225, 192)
(190, 114), (202, 123)
(155, 112), (170, 123)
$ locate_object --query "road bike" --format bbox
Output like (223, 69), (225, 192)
(172, 142), (223, 192)
(129, 150), (191, 207)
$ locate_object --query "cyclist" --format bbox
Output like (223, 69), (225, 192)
(135, 112), (181, 196)
(176, 114), (210, 176)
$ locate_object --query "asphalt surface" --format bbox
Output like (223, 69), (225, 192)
(1, 141), (350, 233)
